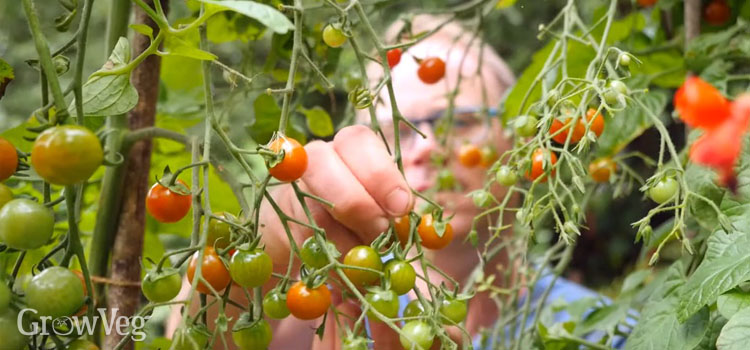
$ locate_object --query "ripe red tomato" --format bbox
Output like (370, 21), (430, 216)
(417, 57), (445, 84)
(286, 281), (331, 320)
(674, 77), (730, 130)
(458, 144), (482, 168)
(637, 0), (657, 7)
(187, 247), (232, 294)
(268, 137), (308, 182)
(0, 138), (18, 182)
(342, 245), (383, 286)
(586, 108), (605, 137)
(704, 0), (730, 26)
(394, 215), (411, 245)
(417, 214), (453, 250)
(525, 148), (557, 182)
(589, 158), (616, 183)
(31, 125), (103, 185)
(146, 180), (191, 223)
(387, 48), (402, 68)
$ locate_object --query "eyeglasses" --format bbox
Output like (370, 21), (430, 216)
(379, 107), (497, 151)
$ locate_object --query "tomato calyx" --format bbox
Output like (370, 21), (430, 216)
(144, 266), (180, 284)
(232, 311), (265, 331)
(154, 166), (191, 196)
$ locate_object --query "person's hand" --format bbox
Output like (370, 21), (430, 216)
(258, 125), (415, 349)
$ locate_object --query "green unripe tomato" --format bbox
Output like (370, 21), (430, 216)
(365, 289), (400, 320)
(384, 260), (416, 295)
(439, 298), (468, 324)
(0, 310), (27, 350)
(610, 80), (628, 95)
(0, 282), (11, 314)
(619, 53), (631, 67)
(26, 267), (85, 318)
(546, 89), (560, 107)
(141, 268), (182, 303)
(0, 199), (55, 250)
(513, 115), (538, 137)
(437, 169), (456, 190)
(263, 290), (290, 319)
(0, 184), (12, 209)
(649, 177), (679, 204)
(496, 166), (518, 186)
(206, 213), (232, 250)
(472, 190), (493, 208)
(402, 299), (425, 319)
(173, 325), (211, 350)
(322, 24), (347, 48)
(232, 317), (272, 350)
(399, 320), (435, 350)
(229, 249), (273, 288)
(300, 237), (331, 269)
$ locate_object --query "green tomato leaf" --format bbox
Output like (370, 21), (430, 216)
(677, 231), (750, 322)
(195, 0), (293, 35)
(246, 94), (306, 145)
(0, 57), (14, 101)
(575, 303), (628, 336)
(75, 37), (138, 117)
(717, 291), (750, 320)
(595, 89), (667, 157)
(625, 298), (708, 350)
(685, 152), (725, 230)
(129, 24), (154, 40)
(162, 34), (217, 61)
(301, 107), (334, 137)
(716, 307), (750, 350)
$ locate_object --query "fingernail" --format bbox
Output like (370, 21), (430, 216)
(385, 188), (410, 216)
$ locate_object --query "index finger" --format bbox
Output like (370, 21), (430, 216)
(333, 125), (415, 218)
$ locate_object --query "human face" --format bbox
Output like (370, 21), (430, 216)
(378, 106), (507, 238)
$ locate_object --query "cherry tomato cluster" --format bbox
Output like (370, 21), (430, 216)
(675, 77), (750, 188)
(548, 108), (604, 145)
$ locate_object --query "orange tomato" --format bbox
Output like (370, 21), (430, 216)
(525, 148), (557, 182)
(586, 109), (605, 137)
(549, 118), (585, 144)
(417, 214), (453, 250)
(286, 281), (332, 320)
(458, 144), (482, 168)
(675, 77), (731, 130)
(0, 138), (18, 182)
(588, 158), (617, 183)
(417, 57), (446, 84)
(268, 137), (308, 182)
(394, 215), (411, 245)
(187, 247), (232, 294)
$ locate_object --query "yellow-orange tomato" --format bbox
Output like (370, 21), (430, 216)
(588, 158), (617, 183)
(268, 137), (308, 182)
(286, 281), (331, 320)
(0, 138), (17, 182)
(525, 148), (557, 182)
(586, 108), (605, 137)
(31, 126), (103, 185)
(417, 214), (453, 250)
(187, 247), (231, 295)
(394, 215), (411, 245)
(458, 144), (482, 168)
